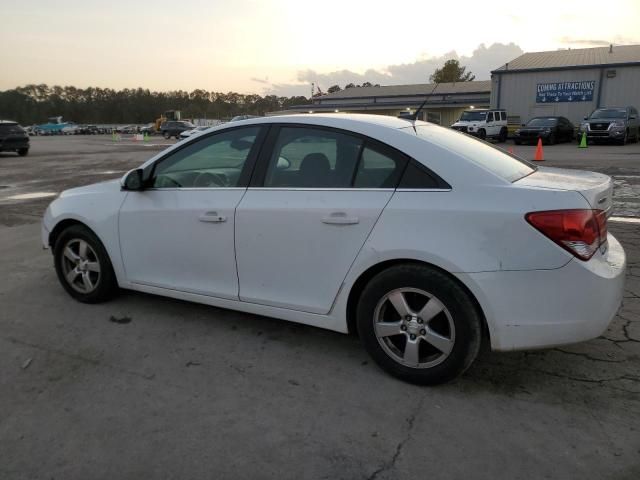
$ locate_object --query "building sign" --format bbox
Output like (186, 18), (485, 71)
(536, 81), (596, 103)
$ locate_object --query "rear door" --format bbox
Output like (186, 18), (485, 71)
(235, 125), (407, 314)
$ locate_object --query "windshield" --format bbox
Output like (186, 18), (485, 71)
(590, 109), (626, 119)
(527, 117), (558, 127)
(459, 111), (487, 122)
(411, 125), (536, 182)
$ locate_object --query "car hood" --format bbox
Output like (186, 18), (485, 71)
(59, 179), (122, 198)
(588, 117), (623, 122)
(519, 126), (551, 131)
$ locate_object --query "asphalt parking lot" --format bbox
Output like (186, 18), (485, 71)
(1, 135), (639, 479)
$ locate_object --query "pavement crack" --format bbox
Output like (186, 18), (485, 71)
(552, 348), (624, 363)
(367, 395), (424, 480)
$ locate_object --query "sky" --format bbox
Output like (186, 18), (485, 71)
(1, 0), (640, 96)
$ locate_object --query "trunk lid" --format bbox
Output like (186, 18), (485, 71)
(516, 166), (613, 213)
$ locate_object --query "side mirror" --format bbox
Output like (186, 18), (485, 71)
(630, 115), (637, 120)
(521, 123), (526, 126)
(583, 116), (588, 121)
(121, 168), (145, 191)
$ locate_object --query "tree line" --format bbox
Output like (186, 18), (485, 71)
(0, 84), (310, 125)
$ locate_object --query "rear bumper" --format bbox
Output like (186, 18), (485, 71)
(0, 139), (29, 151)
(462, 233), (626, 351)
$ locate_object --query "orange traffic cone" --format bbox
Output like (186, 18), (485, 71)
(507, 146), (514, 155)
(534, 137), (544, 161)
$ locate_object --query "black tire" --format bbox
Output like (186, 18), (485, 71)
(17, 148), (29, 157)
(477, 129), (486, 140)
(618, 131), (628, 145)
(163, 131), (171, 139)
(547, 133), (556, 145)
(514, 139), (522, 145)
(498, 128), (508, 143)
(53, 225), (118, 303)
(356, 264), (482, 385)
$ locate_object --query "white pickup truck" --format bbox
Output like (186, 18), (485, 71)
(451, 109), (508, 142)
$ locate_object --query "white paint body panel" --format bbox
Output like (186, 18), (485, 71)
(235, 189), (392, 314)
(41, 114), (627, 352)
(118, 188), (245, 299)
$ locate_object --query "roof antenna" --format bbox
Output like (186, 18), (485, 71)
(609, 44), (613, 53)
(400, 81), (440, 123)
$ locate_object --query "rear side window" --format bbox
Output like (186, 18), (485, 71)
(501, 112), (507, 121)
(264, 127), (363, 188)
(412, 125), (535, 182)
(353, 145), (407, 188)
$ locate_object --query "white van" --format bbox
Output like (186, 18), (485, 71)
(451, 109), (508, 142)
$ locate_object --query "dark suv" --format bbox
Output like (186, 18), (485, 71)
(579, 107), (640, 144)
(160, 121), (195, 139)
(0, 120), (30, 156)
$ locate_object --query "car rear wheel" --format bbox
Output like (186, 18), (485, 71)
(498, 127), (508, 143)
(356, 264), (482, 385)
(477, 129), (486, 140)
(53, 225), (118, 303)
(17, 148), (29, 157)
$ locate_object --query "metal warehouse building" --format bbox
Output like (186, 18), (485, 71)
(491, 44), (640, 125)
(282, 81), (491, 127)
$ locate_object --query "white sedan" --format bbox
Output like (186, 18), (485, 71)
(41, 114), (626, 384)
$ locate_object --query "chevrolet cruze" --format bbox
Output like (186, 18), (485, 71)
(42, 114), (626, 384)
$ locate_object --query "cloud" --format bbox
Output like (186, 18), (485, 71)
(559, 36), (639, 47)
(250, 76), (270, 85)
(264, 42), (524, 97)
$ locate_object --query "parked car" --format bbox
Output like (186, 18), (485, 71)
(230, 115), (260, 122)
(0, 120), (30, 156)
(61, 124), (81, 135)
(179, 125), (210, 139)
(514, 116), (575, 145)
(140, 123), (156, 135)
(160, 120), (196, 139)
(41, 114), (625, 385)
(579, 107), (640, 144)
(450, 109), (508, 142)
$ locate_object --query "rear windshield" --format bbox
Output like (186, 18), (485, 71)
(411, 125), (536, 182)
(528, 117), (558, 126)
(0, 123), (23, 133)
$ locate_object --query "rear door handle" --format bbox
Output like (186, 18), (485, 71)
(322, 212), (359, 225)
(199, 211), (227, 223)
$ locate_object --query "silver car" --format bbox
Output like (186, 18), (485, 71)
(579, 106), (640, 144)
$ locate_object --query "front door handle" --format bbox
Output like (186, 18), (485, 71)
(199, 211), (227, 223)
(322, 212), (359, 225)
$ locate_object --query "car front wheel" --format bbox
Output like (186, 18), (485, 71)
(17, 148), (29, 156)
(53, 225), (118, 303)
(357, 264), (482, 385)
(163, 131), (171, 139)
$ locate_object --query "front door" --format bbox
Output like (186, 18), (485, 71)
(235, 125), (407, 314)
(118, 126), (264, 299)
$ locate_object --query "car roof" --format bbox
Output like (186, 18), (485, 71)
(229, 113), (424, 130)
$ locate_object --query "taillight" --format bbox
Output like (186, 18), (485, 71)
(525, 209), (607, 261)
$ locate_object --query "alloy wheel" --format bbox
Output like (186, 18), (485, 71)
(60, 238), (101, 294)
(373, 288), (455, 369)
